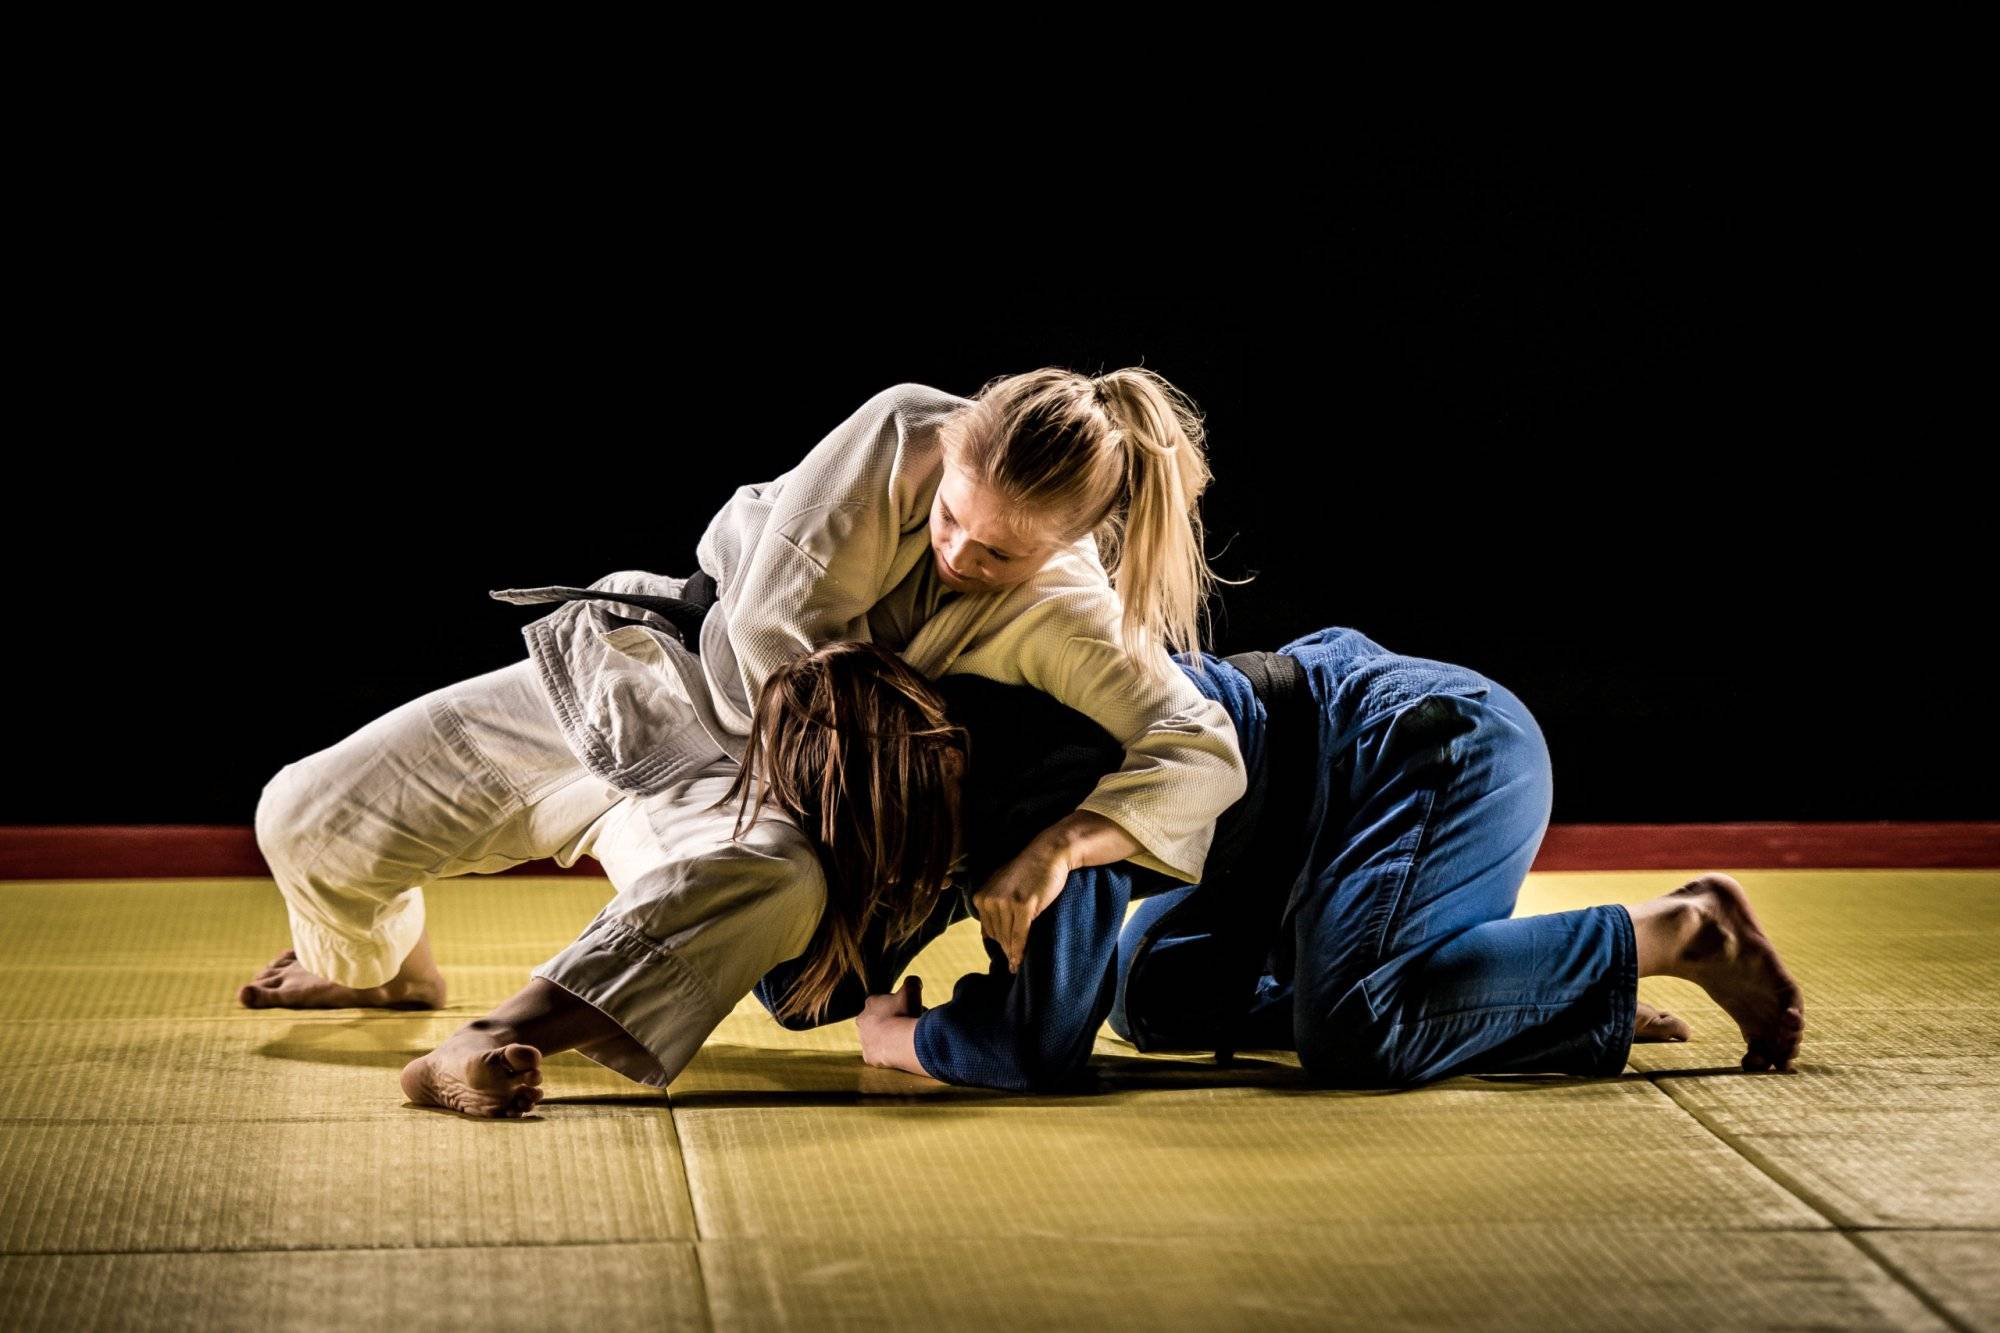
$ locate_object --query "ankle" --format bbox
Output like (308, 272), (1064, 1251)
(1634, 896), (1704, 978)
(383, 954), (446, 1001)
(383, 972), (444, 1000)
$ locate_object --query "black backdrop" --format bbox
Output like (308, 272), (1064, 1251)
(21, 156), (1987, 825)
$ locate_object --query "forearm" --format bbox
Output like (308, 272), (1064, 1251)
(1037, 809), (1143, 873)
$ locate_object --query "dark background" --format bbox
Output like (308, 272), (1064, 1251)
(18, 149), (1988, 825)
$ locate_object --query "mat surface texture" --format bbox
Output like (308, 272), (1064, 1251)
(0, 870), (1992, 1330)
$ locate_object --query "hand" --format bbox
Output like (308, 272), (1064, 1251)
(857, 977), (927, 1070)
(970, 840), (1070, 974)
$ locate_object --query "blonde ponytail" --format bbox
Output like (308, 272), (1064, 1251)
(1091, 369), (1220, 678)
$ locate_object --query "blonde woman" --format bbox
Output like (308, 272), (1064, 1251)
(243, 370), (1249, 1109)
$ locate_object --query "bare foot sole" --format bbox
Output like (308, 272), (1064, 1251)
(1669, 873), (1806, 1072)
(237, 949), (446, 1010)
(400, 1027), (546, 1119)
(1634, 1000), (1691, 1042)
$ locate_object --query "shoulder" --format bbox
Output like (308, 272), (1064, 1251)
(770, 384), (976, 552)
(836, 384), (976, 465)
(873, 381), (978, 424)
(800, 383), (974, 480)
(873, 383), (976, 527)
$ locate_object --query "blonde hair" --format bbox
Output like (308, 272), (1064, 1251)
(940, 366), (1236, 680)
(717, 640), (966, 1025)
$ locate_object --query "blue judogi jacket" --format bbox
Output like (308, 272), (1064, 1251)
(752, 626), (1492, 1092)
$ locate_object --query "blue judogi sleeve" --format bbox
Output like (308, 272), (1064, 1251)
(913, 860), (1174, 1092)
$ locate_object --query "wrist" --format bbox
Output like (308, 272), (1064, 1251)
(865, 1012), (927, 1076)
(1033, 820), (1084, 874)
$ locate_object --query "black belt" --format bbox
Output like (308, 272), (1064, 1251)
(1214, 650), (1318, 1058)
(500, 569), (718, 650)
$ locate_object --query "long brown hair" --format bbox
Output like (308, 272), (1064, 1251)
(941, 365), (1243, 681)
(718, 640), (966, 1024)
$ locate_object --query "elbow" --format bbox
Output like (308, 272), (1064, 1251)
(1225, 722), (1251, 784)
(1006, 1028), (1095, 1093)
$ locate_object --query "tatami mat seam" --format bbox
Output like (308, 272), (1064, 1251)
(1843, 1231), (1984, 1333)
(0, 1219), (1894, 1264)
(667, 1104), (719, 1333)
(1644, 1072), (1979, 1333)
(0, 1240), (704, 1259)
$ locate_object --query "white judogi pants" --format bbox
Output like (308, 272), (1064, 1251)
(252, 655), (828, 1088)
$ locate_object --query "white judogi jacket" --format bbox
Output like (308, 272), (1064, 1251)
(493, 382), (1247, 884)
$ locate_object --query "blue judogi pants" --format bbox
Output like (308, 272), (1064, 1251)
(1116, 628), (1638, 1087)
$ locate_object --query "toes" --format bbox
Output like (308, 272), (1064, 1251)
(238, 984), (264, 1008)
(1634, 1002), (1694, 1043)
(1742, 1038), (1800, 1073)
(477, 1044), (545, 1092)
(1636, 1011), (1689, 1040)
(496, 1043), (543, 1076)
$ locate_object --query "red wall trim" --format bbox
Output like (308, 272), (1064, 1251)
(0, 822), (1995, 880)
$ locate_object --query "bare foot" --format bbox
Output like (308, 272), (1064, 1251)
(1665, 874), (1806, 1072)
(400, 1024), (546, 1119)
(237, 948), (446, 1010)
(1634, 999), (1691, 1042)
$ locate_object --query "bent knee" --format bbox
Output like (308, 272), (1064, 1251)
(1296, 1022), (1416, 1090)
(254, 762), (313, 870)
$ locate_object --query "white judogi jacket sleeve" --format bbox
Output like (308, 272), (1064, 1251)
(692, 382), (1247, 885)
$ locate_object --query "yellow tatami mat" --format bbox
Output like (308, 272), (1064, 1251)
(1526, 871), (2000, 1234)
(0, 1244), (707, 1330)
(0, 870), (1993, 1330)
(696, 1230), (1948, 1331)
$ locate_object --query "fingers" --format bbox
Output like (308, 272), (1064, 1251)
(973, 898), (1013, 971)
(973, 891), (1033, 974)
(1003, 912), (1029, 973)
(988, 907), (1025, 973)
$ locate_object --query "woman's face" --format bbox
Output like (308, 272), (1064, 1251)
(928, 458), (1061, 596)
